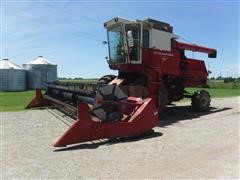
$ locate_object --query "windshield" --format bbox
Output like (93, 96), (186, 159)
(107, 26), (125, 64)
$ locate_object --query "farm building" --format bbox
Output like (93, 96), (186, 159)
(0, 59), (26, 91)
(23, 56), (57, 90)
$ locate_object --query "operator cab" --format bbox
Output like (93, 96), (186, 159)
(104, 17), (178, 65)
(104, 17), (141, 64)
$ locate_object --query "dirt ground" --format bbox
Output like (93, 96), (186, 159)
(1, 97), (239, 179)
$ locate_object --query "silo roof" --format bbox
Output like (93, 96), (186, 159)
(26, 56), (55, 65)
(0, 59), (23, 69)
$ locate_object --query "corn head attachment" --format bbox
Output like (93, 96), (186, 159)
(26, 82), (159, 147)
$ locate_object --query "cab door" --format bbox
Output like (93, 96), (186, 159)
(125, 23), (142, 64)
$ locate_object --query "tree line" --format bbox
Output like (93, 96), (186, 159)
(58, 77), (98, 80)
(209, 77), (240, 83)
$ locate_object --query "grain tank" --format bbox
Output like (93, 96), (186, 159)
(23, 56), (57, 90)
(0, 59), (26, 91)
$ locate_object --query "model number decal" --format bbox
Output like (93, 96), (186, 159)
(153, 51), (174, 57)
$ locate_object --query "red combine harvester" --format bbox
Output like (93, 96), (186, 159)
(27, 17), (217, 147)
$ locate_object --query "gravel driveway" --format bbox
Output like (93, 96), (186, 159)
(1, 97), (239, 179)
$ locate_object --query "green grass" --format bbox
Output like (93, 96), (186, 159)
(0, 91), (35, 112)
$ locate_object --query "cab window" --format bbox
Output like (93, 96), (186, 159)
(142, 29), (149, 48)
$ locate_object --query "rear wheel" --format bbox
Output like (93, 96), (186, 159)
(191, 90), (211, 111)
(97, 75), (116, 84)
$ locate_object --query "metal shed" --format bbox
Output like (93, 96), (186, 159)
(23, 56), (57, 90)
(0, 59), (26, 91)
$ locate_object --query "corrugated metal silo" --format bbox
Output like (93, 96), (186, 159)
(0, 59), (26, 91)
(23, 56), (57, 90)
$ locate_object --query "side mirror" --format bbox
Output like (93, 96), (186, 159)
(127, 30), (134, 47)
(102, 41), (108, 45)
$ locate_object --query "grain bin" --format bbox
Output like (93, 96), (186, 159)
(0, 59), (26, 91)
(23, 56), (57, 90)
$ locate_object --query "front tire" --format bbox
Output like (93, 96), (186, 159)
(191, 90), (211, 111)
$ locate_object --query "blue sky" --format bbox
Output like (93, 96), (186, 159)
(1, 1), (239, 78)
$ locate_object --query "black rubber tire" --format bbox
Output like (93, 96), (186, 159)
(97, 75), (116, 85)
(191, 90), (211, 111)
(158, 82), (168, 113)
